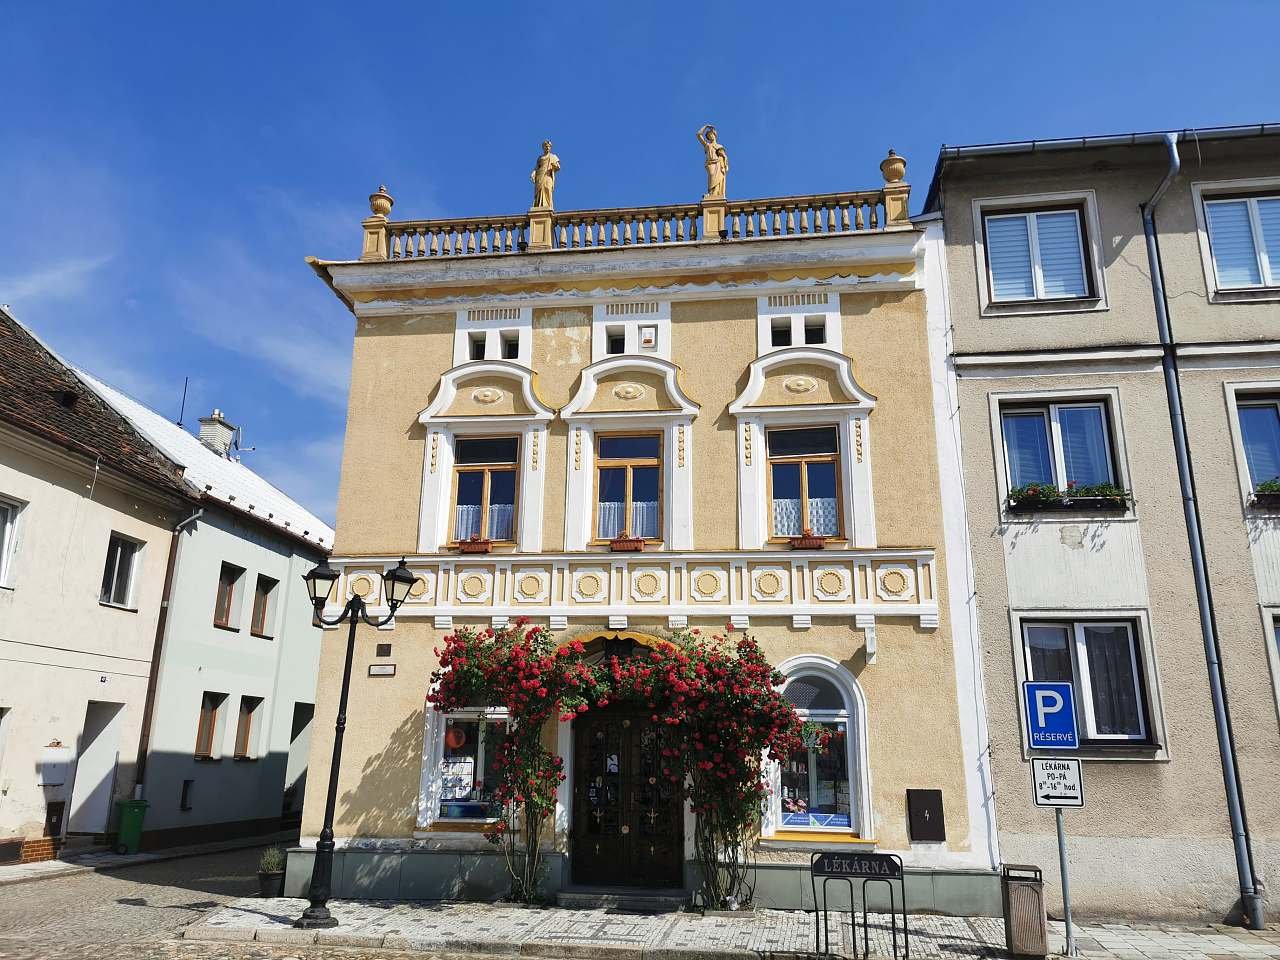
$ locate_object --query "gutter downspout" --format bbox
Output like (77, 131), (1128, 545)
(1141, 133), (1265, 930)
(133, 507), (203, 795)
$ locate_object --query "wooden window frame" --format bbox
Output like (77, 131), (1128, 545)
(1021, 619), (1151, 745)
(982, 204), (1094, 304)
(1000, 400), (1118, 491)
(194, 692), (225, 759)
(449, 436), (521, 545)
(233, 696), (263, 760)
(765, 426), (845, 543)
(250, 574), (277, 638)
(591, 431), (664, 544)
(213, 562), (243, 630)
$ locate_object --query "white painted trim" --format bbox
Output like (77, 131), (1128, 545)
(560, 355), (699, 419)
(452, 306), (533, 367)
(418, 361), (556, 424)
(729, 347), (876, 414)
(755, 292), (842, 357)
(922, 219), (997, 869)
(1192, 177), (1280, 303)
(1256, 606), (1280, 736)
(970, 189), (1109, 317)
(590, 300), (672, 362)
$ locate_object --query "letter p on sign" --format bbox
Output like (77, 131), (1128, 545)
(1023, 681), (1078, 750)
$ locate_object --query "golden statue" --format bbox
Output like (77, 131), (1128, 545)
(530, 139), (561, 209)
(697, 124), (729, 199)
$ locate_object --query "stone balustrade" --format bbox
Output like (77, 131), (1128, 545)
(551, 204), (703, 249)
(723, 190), (887, 238)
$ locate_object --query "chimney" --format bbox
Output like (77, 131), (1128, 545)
(197, 409), (236, 457)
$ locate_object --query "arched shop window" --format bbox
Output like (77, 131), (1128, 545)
(776, 665), (865, 835)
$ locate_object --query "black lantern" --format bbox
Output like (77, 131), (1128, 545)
(382, 557), (416, 610)
(302, 560), (340, 608)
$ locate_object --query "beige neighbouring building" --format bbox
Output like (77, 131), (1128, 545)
(294, 139), (1001, 911)
(925, 124), (1280, 922)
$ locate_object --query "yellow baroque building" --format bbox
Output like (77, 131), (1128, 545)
(294, 149), (998, 912)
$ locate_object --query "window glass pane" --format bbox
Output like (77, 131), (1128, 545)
(1239, 404), (1280, 487)
(771, 462), (802, 536)
(1058, 406), (1113, 487)
(806, 461), (839, 536)
(1035, 211), (1088, 297)
(1258, 198), (1280, 283)
(804, 319), (826, 344)
(1207, 200), (1262, 288)
(488, 470), (516, 540)
(456, 437), (518, 465)
(438, 718), (501, 819)
(455, 472), (484, 540)
(780, 721), (850, 828)
(986, 215), (1036, 300)
(631, 466), (660, 539)
(0, 502), (12, 566)
(784, 675), (844, 711)
(1081, 625), (1143, 737)
(1025, 624), (1073, 682)
(501, 336), (519, 359)
(597, 467), (626, 539)
(767, 426), (838, 458)
(598, 435), (661, 460)
(771, 321), (792, 347)
(1002, 412), (1054, 488)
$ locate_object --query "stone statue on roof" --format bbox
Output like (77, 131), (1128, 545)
(697, 124), (729, 200)
(530, 140), (560, 210)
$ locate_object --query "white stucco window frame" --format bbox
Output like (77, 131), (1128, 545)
(1256, 606), (1280, 733)
(591, 300), (672, 362)
(987, 386), (1136, 523)
(100, 530), (144, 611)
(755, 292), (842, 357)
(971, 190), (1109, 317)
(729, 347), (876, 549)
(1192, 177), (1280, 304)
(1008, 607), (1169, 762)
(417, 361), (555, 553)
(1223, 379), (1280, 509)
(452, 306), (534, 366)
(416, 701), (511, 835)
(0, 494), (26, 589)
(561, 356), (700, 551)
(760, 655), (872, 842)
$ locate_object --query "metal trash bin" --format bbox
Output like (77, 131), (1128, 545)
(1002, 863), (1048, 957)
(114, 799), (148, 855)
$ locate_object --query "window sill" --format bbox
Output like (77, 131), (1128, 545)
(232, 755), (258, 763)
(981, 297), (1106, 319)
(98, 600), (138, 613)
(762, 832), (875, 850)
(212, 622), (240, 633)
(1209, 286), (1280, 304)
(250, 632), (274, 641)
(427, 820), (499, 833)
(1029, 743), (1162, 761)
(193, 755), (221, 763)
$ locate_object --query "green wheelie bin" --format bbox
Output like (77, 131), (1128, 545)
(114, 799), (148, 854)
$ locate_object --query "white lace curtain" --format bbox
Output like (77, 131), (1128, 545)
(597, 500), (659, 539)
(455, 503), (515, 541)
(772, 498), (838, 537)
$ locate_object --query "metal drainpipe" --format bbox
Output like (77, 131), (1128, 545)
(1141, 132), (1264, 930)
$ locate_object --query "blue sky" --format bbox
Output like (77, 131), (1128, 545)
(3, 2), (1277, 524)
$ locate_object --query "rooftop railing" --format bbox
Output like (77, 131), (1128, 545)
(358, 149), (912, 262)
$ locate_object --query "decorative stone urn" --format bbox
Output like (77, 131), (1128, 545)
(880, 149), (907, 184)
(368, 184), (394, 217)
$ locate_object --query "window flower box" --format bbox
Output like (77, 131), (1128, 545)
(1249, 490), (1280, 510)
(788, 528), (826, 550)
(1007, 483), (1129, 514)
(457, 537), (493, 554)
(609, 533), (645, 552)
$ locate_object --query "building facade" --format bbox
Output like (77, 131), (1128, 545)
(292, 144), (1000, 912)
(0, 308), (186, 864)
(926, 125), (1280, 920)
(82, 378), (332, 850)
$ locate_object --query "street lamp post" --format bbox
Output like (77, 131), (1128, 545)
(294, 557), (416, 929)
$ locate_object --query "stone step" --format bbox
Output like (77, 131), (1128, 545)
(555, 887), (689, 913)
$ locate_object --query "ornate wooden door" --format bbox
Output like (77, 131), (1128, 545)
(571, 705), (684, 887)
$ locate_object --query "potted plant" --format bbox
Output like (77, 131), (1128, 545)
(458, 534), (492, 554)
(788, 527), (826, 550)
(257, 845), (285, 898)
(609, 530), (645, 552)
(1007, 482), (1129, 513)
(1251, 478), (1280, 509)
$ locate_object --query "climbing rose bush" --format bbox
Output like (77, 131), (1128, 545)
(429, 619), (811, 907)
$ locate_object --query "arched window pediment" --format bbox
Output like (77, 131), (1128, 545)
(561, 356), (699, 422)
(418, 361), (555, 426)
(729, 347), (876, 416)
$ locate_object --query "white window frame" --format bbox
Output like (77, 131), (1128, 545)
(1022, 619), (1148, 743)
(416, 705), (511, 832)
(1000, 400), (1117, 491)
(755, 293), (841, 357)
(971, 190), (1108, 317)
(452, 306), (533, 366)
(761, 655), (872, 841)
(1223, 381), (1280, 507)
(591, 300), (671, 362)
(989, 387), (1134, 521)
(1258, 608), (1280, 733)
(983, 209), (1090, 303)
(0, 496), (23, 589)
(1009, 608), (1167, 760)
(100, 532), (142, 609)
(1193, 178), (1280, 301)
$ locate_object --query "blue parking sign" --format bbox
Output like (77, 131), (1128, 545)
(1023, 681), (1078, 750)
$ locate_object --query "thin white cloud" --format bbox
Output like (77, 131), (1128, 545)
(0, 255), (113, 305)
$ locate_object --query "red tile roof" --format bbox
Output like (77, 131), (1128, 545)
(0, 308), (189, 499)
